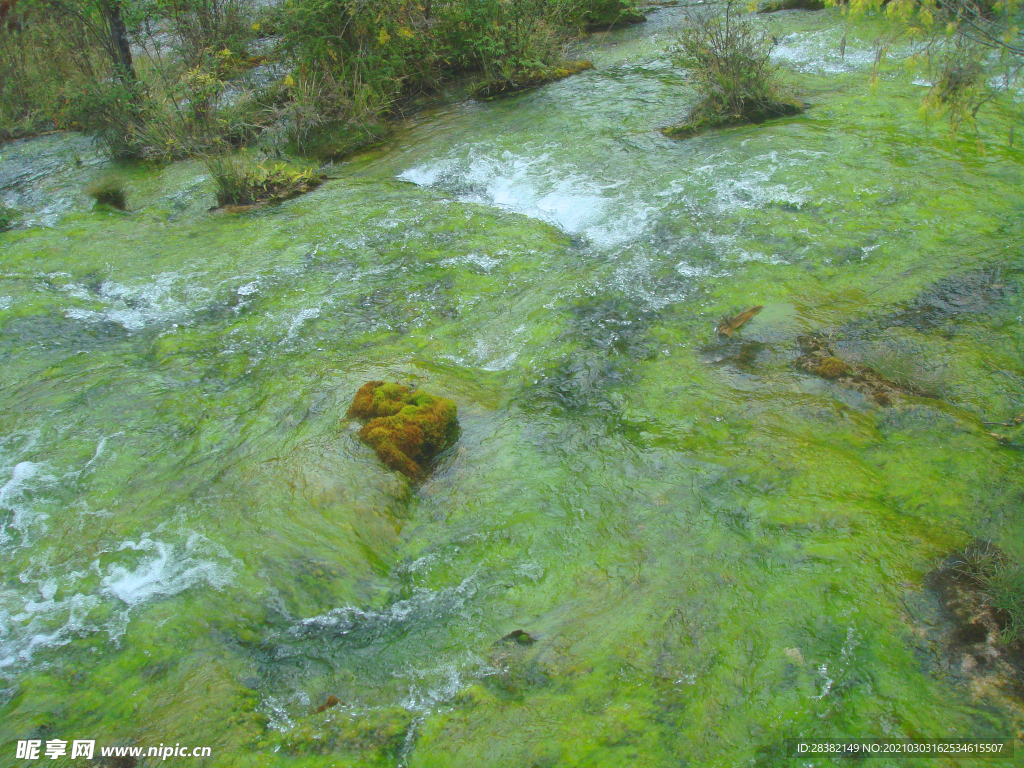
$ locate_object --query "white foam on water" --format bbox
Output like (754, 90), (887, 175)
(63, 271), (212, 331)
(0, 528), (235, 676)
(0, 461), (54, 546)
(771, 31), (886, 74)
(0, 432), (236, 680)
(100, 531), (235, 607)
(439, 251), (502, 273)
(399, 652), (491, 714)
(399, 147), (657, 248)
(285, 304), (324, 339)
(470, 323), (530, 371)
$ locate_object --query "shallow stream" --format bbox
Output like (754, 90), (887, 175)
(2, 5), (1024, 766)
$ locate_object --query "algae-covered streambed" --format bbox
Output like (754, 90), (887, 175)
(2, 5), (1024, 766)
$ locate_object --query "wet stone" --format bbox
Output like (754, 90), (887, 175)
(500, 629), (536, 646)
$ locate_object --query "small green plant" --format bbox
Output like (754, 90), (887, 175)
(984, 561), (1024, 645)
(0, 205), (18, 231)
(952, 542), (1024, 646)
(85, 176), (129, 210)
(665, 0), (802, 137)
(205, 153), (323, 206)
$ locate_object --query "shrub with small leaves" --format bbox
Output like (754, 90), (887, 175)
(206, 153), (323, 206)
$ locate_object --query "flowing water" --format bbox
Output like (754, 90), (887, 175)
(2, 5), (1024, 766)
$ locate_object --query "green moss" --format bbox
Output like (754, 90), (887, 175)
(815, 356), (850, 379)
(278, 706), (414, 762)
(662, 96), (804, 138)
(347, 381), (458, 479)
(290, 120), (390, 162)
(472, 61), (594, 100)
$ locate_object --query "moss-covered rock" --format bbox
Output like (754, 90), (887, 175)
(815, 356), (850, 379)
(758, 0), (825, 12)
(347, 381), (458, 479)
(0, 205), (18, 232)
(662, 95), (805, 138)
(472, 61), (594, 100)
(277, 705), (414, 762)
(291, 120), (389, 162)
(794, 334), (921, 405)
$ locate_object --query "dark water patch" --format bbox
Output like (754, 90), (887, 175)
(875, 404), (967, 434)
(522, 295), (657, 420)
(0, 312), (131, 352)
(339, 277), (460, 340)
(863, 266), (1023, 336)
(702, 339), (769, 372)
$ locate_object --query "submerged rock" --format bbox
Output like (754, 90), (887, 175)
(663, 96), (805, 139)
(472, 60), (594, 99)
(500, 629), (536, 646)
(795, 333), (914, 404)
(920, 542), (1024, 696)
(347, 381), (458, 480)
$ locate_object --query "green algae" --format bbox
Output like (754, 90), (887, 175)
(1, 4), (1024, 767)
(472, 61), (596, 100)
(662, 94), (806, 138)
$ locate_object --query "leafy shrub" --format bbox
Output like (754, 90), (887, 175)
(436, 0), (571, 82)
(68, 73), (269, 162)
(577, 0), (644, 28)
(0, 9), (107, 138)
(159, 0), (255, 70)
(205, 153), (323, 206)
(275, 0), (433, 117)
(668, 0), (801, 135)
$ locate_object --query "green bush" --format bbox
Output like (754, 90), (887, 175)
(0, 11), (107, 138)
(668, 0), (801, 135)
(275, 0), (433, 117)
(578, 0), (644, 28)
(205, 153), (323, 206)
(3, 0), (637, 157)
(435, 0), (571, 82)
